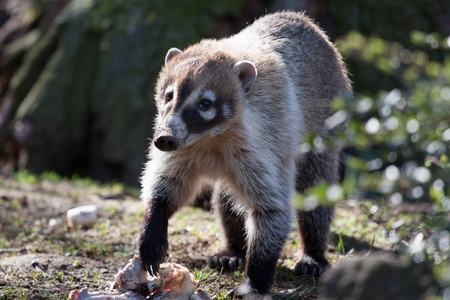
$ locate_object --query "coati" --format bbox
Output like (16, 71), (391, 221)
(139, 11), (352, 297)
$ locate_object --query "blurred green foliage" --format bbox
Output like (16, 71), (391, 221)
(328, 0), (450, 93)
(336, 32), (450, 202)
(295, 29), (450, 293)
(328, 0), (450, 48)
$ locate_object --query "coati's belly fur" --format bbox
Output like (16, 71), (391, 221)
(139, 11), (352, 297)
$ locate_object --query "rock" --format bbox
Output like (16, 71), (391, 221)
(67, 205), (97, 229)
(319, 252), (438, 300)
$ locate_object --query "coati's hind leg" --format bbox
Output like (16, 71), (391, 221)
(296, 206), (334, 276)
(295, 149), (339, 276)
(208, 184), (246, 271)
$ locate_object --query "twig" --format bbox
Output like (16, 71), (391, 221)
(0, 248), (26, 254)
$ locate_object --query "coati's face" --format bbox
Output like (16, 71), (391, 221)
(153, 47), (257, 152)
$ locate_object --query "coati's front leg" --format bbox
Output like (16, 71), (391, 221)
(210, 183), (291, 295)
(239, 206), (291, 296)
(209, 185), (246, 270)
(139, 161), (196, 275)
(235, 160), (293, 296)
(138, 196), (171, 275)
(294, 149), (340, 276)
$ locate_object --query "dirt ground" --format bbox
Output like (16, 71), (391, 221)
(0, 174), (395, 299)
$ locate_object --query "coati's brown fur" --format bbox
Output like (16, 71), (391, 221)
(139, 12), (352, 297)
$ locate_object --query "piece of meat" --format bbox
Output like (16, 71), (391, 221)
(68, 256), (211, 300)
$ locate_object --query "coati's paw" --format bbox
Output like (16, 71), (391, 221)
(138, 229), (168, 276)
(294, 254), (329, 277)
(208, 250), (245, 271)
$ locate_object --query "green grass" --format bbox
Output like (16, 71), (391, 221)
(216, 291), (228, 300)
(336, 232), (346, 255)
(193, 268), (213, 282)
(12, 170), (140, 197)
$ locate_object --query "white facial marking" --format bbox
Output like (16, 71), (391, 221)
(202, 90), (216, 102)
(199, 108), (216, 121)
(165, 83), (175, 92)
(184, 89), (202, 106)
(222, 103), (233, 119)
(210, 125), (224, 135)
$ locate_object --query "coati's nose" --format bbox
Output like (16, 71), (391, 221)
(154, 135), (179, 151)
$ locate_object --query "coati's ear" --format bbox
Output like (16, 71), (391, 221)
(165, 48), (182, 64)
(234, 61), (257, 94)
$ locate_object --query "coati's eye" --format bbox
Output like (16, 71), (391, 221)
(199, 99), (212, 110)
(165, 92), (173, 103)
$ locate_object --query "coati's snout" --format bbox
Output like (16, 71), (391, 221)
(154, 135), (178, 151)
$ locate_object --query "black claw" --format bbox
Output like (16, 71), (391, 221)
(219, 257), (230, 269)
(210, 256), (219, 268)
(140, 250), (164, 276)
(299, 263), (305, 274)
(229, 257), (239, 270)
(294, 263), (300, 274)
(138, 234), (167, 277)
(208, 251), (245, 271)
(238, 257), (245, 268)
(311, 264), (319, 276)
(227, 290), (242, 299)
(150, 263), (159, 276)
(294, 254), (329, 277)
(304, 264), (314, 275)
(301, 263), (310, 275)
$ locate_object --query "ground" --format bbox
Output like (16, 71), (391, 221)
(0, 172), (417, 299)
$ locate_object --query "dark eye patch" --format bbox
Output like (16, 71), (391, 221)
(182, 101), (226, 135)
(178, 79), (192, 104)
